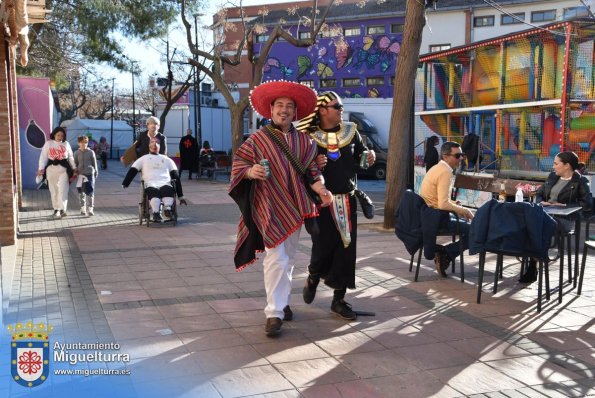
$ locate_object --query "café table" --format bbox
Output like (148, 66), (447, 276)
(542, 205), (582, 303)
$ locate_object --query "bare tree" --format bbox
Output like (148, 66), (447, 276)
(383, 0), (427, 228)
(58, 72), (88, 124)
(58, 72), (118, 123)
(143, 38), (204, 134)
(181, 0), (336, 155)
(135, 82), (158, 116)
(80, 84), (113, 120)
(157, 45), (194, 133)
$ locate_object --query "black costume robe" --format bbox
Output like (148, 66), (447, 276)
(309, 122), (368, 289)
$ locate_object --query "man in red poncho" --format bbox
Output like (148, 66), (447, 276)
(229, 81), (333, 337)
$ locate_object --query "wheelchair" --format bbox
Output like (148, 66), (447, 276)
(199, 151), (216, 178)
(139, 180), (178, 227)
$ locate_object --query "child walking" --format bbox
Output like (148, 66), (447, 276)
(74, 136), (98, 216)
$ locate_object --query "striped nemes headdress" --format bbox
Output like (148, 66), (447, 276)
(295, 91), (340, 133)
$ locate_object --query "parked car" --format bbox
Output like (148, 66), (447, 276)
(349, 112), (388, 180)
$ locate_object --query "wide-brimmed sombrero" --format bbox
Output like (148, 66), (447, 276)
(249, 80), (317, 120)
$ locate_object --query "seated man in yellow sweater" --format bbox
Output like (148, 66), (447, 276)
(420, 141), (474, 276)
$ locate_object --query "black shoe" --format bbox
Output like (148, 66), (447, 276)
(51, 210), (59, 218)
(519, 260), (538, 284)
(302, 275), (320, 304)
(153, 212), (163, 222)
(433, 250), (450, 278)
(265, 317), (282, 337)
(60, 210), (67, 218)
(283, 305), (293, 321)
(331, 299), (357, 320)
(163, 207), (172, 219)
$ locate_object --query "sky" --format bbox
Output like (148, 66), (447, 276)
(103, 0), (293, 92)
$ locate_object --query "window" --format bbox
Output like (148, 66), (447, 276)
(318, 30), (334, 38)
(390, 76), (395, 85)
(298, 31), (310, 40)
(343, 27), (361, 36)
(320, 79), (337, 88)
(563, 7), (590, 19)
(300, 80), (314, 88)
(473, 16), (495, 27)
(343, 78), (361, 87)
(367, 25), (385, 35)
(391, 23), (404, 33)
(255, 34), (269, 43)
(501, 12), (525, 25)
(429, 44), (450, 52)
(366, 77), (384, 86)
(531, 10), (556, 22)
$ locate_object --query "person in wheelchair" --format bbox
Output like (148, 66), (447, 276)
(199, 140), (216, 177)
(122, 140), (187, 221)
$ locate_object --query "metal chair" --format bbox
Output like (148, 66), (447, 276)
(409, 213), (466, 282)
(578, 215), (595, 296)
(477, 251), (550, 312)
(397, 190), (466, 282)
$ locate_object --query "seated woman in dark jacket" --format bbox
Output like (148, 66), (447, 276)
(520, 151), (593, 283)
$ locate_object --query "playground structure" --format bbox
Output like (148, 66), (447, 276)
(414, 19), (595, 178)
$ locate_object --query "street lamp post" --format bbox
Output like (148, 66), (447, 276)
(149, 74), (157, 115)
(110, 78), (115, 159)
(193, 13), (203, 146)
(131, 61), (137, 141)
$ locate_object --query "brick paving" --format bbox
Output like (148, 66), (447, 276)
(0, 160), (593, 398)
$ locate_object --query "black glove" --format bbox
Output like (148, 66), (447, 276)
(179, 197), (188, 206)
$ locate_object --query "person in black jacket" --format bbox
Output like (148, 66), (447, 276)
(520, 151), (593, 283)
(136, 116), (167, 158)
(296, 91), (375, 321)
(424, 136), (440, 172)
(461, 131), (480, 170)
(179, 128), (199, 180)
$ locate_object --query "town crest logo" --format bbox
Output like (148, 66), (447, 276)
(8, 322), (53, 387)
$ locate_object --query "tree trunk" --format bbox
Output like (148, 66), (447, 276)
(160, 104), (172, 134)
(383, 0), (426, 229)
(230, 105), (244, 155)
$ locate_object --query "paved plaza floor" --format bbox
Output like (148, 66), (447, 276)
(0, 160), (593, 398)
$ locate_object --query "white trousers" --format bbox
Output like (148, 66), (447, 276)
(149, 197), (174, 213)
(263, 228), (301, 319)
(46, 165), (69, 211)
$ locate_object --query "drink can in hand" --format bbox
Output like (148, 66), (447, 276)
(359, 150), (369, 169)
(259, 159), (271, 179)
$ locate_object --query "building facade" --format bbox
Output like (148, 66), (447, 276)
(216, 0), (591, 104)
(0, 0), (50, 246)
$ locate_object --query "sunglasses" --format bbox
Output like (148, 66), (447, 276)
(447, 153), (465, 159)
(322, 103), (344, 110)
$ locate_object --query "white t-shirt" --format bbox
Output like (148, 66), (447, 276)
(131, 153), (177, 189)
(38, 140), (75, 171)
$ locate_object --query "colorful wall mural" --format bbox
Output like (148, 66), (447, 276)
(254, 19), (404, 98)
